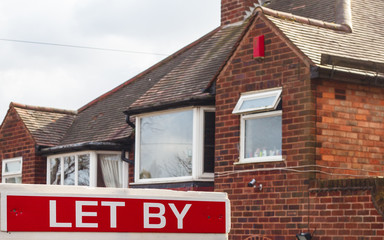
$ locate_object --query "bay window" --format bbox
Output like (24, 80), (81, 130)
(233, 88), (283, 163)
(135, 107), (215, 183)
(47, 151), (128, 188)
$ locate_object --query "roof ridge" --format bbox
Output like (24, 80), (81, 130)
(77, 26), (222, 113)
(10, 102), (77, 115)
(257, 5), (352, 33)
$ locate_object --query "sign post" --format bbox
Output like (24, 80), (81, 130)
(0, 184), (230, 240)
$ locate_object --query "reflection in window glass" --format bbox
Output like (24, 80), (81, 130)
(4, 177), (21, 183)
(140, 110), (193, 179)
(78, 154), (90, 186)
(233, 89), (282, 114)
(64, 156), (75, 185)
(4, 161), (21, 174)
(50, 158), (61, 185)
(240, 96), (276, 111)
(244, 115), (282, 159)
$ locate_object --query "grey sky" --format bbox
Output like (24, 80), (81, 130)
(0, 0), (220, 122)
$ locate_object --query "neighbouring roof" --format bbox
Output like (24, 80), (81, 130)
(10, 103), (77, 147)
(261, 0), (384, 75)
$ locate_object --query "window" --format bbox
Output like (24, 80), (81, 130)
(2, 157), (22, 183)
(135, 107), (215, 183)
(234, 88), (283, 163)
(47, 151), (128, 188)
(233, 88), (282, 114)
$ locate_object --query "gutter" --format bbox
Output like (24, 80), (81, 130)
(37, 141), (125, 156)
(124, 95), (215, 116)
(310, 66), (384, 86)
(311, 54), (384, 86)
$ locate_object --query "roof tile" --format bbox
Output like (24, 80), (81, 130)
(11, 103), (76, 146)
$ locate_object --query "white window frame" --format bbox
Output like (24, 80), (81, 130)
(238, 111), (283, 164)
(46, 151), (128, 188)
(234, 87), (284, 164)
(2, 157), (22, 183)
(134, 107), (215, 184)
(232, 88), (282, 114)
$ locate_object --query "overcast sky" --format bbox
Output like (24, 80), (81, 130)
(0, 0), (220, 122)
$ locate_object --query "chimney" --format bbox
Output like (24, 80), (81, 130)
(221, 0), (256, 25)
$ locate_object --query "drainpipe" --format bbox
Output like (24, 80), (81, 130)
(122, 114), (135, 165)
(125, 115), (135, 129)
(121, 149), (134, 165)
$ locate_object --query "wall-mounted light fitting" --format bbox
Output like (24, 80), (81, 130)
(296, 232), (312, 240)
(247, 179), (262, 191)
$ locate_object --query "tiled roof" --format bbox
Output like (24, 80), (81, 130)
(11, 102), (76, 147)
(126, 24), (246, 113)
(59, 25), (246, 145)
(263, 0), (384, 72)
(265, 0), (336, 23)
(36, 0), (384, 147)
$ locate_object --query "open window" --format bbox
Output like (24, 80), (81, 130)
(233, 88), (283, 164)
(47, 151), (128, 188)
(134, 107), (215, 184)
(2, 157), (22, 183)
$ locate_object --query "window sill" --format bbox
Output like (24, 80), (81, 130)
(131, 177), (214, 186)
(235, 156), (285, 165)
(129, 180), (214, 191)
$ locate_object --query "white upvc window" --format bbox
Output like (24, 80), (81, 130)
(2, 157), (22, 183)
(233, 88), (282, 114)
(47, 151), (128, 188)
(234, 88), (283, 164)
(134, 107), (215, 184)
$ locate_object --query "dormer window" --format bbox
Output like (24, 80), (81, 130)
(233, 88), (283, 164)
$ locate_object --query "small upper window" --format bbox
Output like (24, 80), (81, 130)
(232, 88), (282, 114)
(234, 88), (283, 164)
(2, 157), (22, 183)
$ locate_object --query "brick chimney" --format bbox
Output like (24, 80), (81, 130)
(221, 0), (256, 25)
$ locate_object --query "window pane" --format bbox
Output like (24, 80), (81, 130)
(233, 89), (282, 114)
(204, 112), (215, 173)
(78, 154), (90, 186)
(140, 110), (193, 179)
(5, 176), (21, 183)
(97, 154), (122, 188)
(239, 96), (276, 111)
(4, 161), (21, 174)
(64, 156), (75, 185)
(244, 115), (282, 159)
(50, 158), (61, 185)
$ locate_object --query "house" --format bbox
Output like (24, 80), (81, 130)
(1, 0), (384, 239)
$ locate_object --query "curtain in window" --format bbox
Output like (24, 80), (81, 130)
(98, 154), (121, 188)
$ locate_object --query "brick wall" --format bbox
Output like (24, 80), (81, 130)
(0, 107), (46, 184)
(310, 179), (384, 240)
(215, 14), (315, 240)
(316, 79), (384, 179)
(214, 13), (384, 240)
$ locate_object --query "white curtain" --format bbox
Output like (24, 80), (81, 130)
(99, 154), (121, 188)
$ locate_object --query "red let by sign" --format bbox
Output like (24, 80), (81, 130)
(6, 195), (227, 233)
